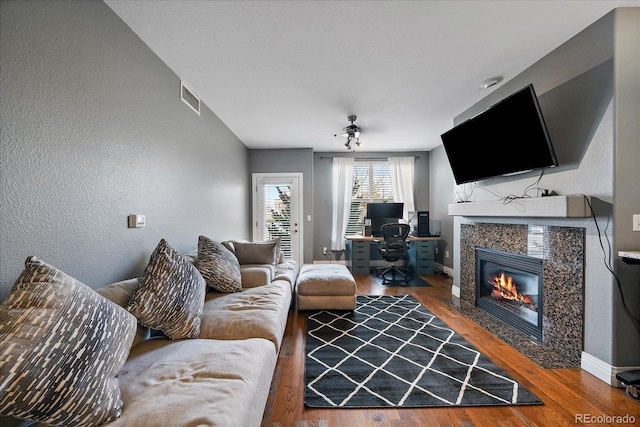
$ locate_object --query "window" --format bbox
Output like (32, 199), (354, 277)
(258, 184), (292, 259)
(346, 161), (393, 235)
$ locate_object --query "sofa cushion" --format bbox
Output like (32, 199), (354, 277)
(105, 338), (277, 427)
(0, 257), (137, 427)
(200, 281), (292, 351)
(232, 240), (278, 265)
(221, 239), (246, 254)
(240, 264), (274, 288)
(127, 239), (206, 340)
(196, 235), (242, 293)
(96, 278), (150, 349)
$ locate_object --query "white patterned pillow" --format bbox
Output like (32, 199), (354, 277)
(0, 256), (137, 426)
(196, 235), (242, 292)
(127, 239), (206, 339)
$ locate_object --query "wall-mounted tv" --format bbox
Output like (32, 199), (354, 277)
(441, 84), (558, 185)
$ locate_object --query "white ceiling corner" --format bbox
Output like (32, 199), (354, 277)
(104, 0), (639, 152)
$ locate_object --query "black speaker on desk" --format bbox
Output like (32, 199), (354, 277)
(417, 211), (430, 237)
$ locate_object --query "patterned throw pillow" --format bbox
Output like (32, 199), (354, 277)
(196, 236), (242, 292)
(0, 256), (137, 426)
(127, 239), (206, 339)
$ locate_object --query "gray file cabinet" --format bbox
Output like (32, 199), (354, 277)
(346, 239), (370, 275)
(408, 240), (435, 275)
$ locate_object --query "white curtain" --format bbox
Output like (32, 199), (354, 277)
(388, 156), (415, 221)
(331, 157), (354, 251)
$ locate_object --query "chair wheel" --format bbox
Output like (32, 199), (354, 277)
(626, 385), (639, 401)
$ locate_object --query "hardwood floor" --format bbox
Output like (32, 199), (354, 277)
(261, 274), (637, 427)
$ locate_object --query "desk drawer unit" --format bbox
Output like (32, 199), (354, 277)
(411, 241), (435, 275)
(350, 240), (370, 275)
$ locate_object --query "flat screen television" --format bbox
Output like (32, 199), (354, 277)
(366, 202), (404, 219)
(441, 84), (558, 185)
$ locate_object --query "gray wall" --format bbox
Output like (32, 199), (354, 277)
(313, 151), (430, 261)
(612, 8), (640, 368)
(0, 1), (250, 300)
(248, 148), (314, 263)
(428, 145), (454, 270)
(430, 9), (640, 369)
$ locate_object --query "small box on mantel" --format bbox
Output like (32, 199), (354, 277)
(618, 251), (640, 264)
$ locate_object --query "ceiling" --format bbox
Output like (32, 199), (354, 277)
(104, 0), (638, 152)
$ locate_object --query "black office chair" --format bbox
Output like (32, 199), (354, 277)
(376, 223), (412, 285)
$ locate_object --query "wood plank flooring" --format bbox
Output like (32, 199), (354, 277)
(261, 274), (637, 427)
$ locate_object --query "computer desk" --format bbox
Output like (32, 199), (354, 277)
(345, 235), (443, 276)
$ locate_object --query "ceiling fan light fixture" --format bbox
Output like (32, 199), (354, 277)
(340, 115), (362, 151)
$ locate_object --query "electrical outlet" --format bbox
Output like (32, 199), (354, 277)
(445, 250), (450, 258)
(323, 247), (328, 255)
(633, 214), (640, 232)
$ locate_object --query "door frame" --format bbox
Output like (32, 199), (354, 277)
(252, 173), (303, 265)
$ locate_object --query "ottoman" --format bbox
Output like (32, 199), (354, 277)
(296, 264), (356, 310)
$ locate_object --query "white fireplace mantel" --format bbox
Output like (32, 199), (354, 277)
(448, 195), (591, 218)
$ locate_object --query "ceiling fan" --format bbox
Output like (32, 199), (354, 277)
(337, 115), (362, 151)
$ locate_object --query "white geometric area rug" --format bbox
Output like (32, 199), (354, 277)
(305, 295), (543, 408)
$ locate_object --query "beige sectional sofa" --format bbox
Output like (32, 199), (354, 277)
(98, 277), (293, 427)
(0, 237), (297, 427)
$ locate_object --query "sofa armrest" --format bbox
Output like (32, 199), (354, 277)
(274, 260), (299, 291)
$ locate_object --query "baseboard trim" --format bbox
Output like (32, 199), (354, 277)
(443, 265), (454, 278)
(581, 352), (640, 387)
(435, 262), (455, 278)
(451, 285), (461, 298)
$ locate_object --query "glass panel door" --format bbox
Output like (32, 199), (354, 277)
(252, 173), (302, 264)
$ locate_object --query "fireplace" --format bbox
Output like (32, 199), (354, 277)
(476, 248), (543, 342)
(459, 223), (585, 365)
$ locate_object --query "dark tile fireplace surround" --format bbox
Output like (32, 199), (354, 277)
(454, 223), (585, 368)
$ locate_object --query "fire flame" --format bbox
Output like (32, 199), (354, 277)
(489, 272), (534, 306)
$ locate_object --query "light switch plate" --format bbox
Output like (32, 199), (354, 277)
(128, 214), (146, 228)
(633, 214), (640, 232)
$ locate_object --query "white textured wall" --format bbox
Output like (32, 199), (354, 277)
(0, 1), (250, 300)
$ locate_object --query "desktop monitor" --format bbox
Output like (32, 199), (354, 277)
(366, 203), (404, 237)
(366, 202), (404, 220)
(370, 218), (398, 237)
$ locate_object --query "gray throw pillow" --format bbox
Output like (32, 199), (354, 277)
(127, 239), (206, 340)
(196, 235), (242, 292)
(0, 256), (137, 426)
(233, 240), (279, 265)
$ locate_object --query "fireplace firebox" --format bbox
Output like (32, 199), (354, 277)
(475, 248), (543, 342)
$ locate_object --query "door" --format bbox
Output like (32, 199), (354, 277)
(252, 173), (303, 264)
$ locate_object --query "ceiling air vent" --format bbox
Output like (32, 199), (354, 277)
(181, 82), (200, 115)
